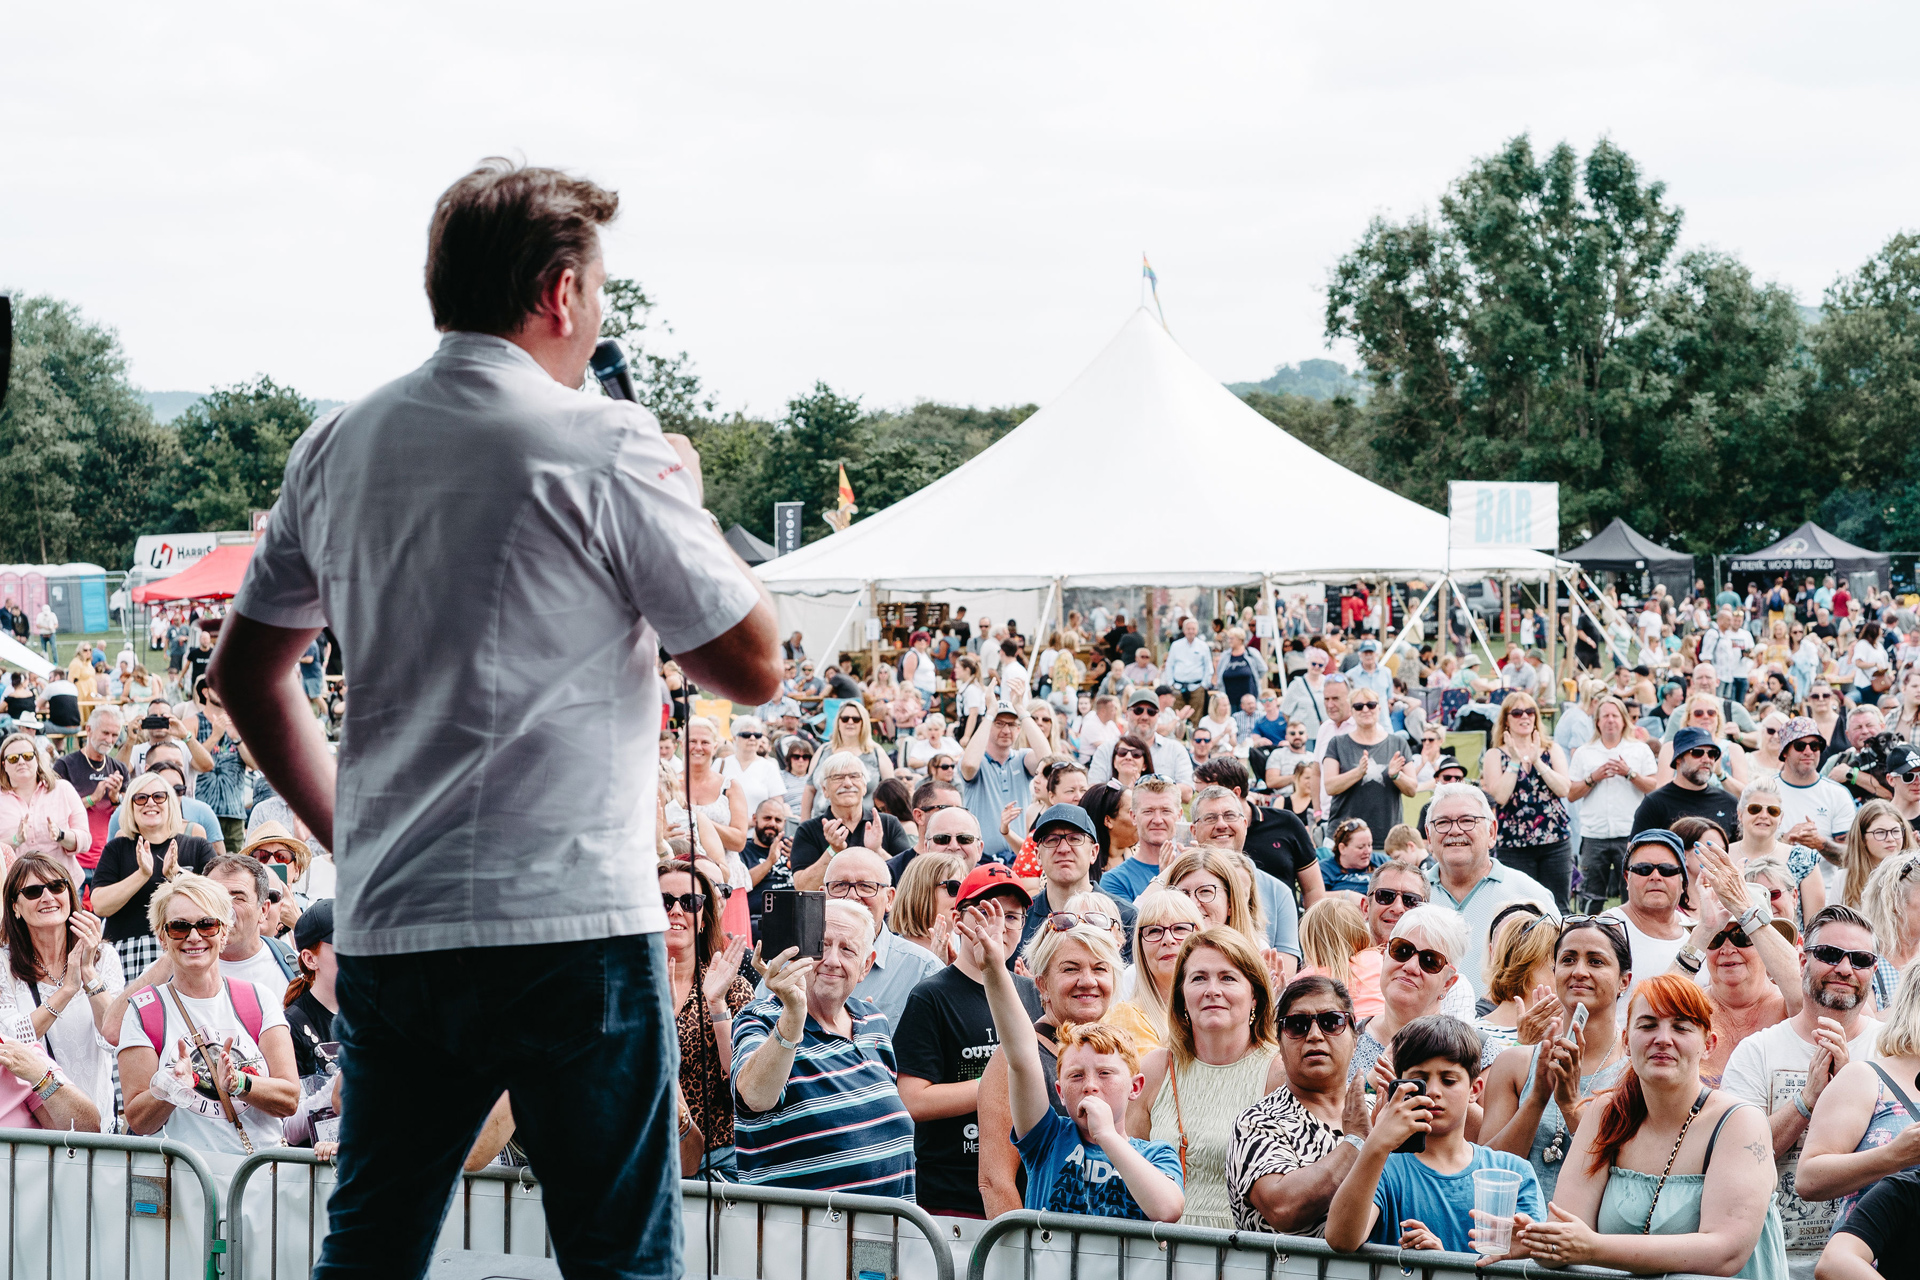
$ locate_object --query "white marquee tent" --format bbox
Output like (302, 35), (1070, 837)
(759, 309), (1557, 650)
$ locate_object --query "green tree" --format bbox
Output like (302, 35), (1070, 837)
(598, 277), (714, 429)
(164, 377), (316, 531)
(764, 383), (866, 544)
(0, 297), (176, 566)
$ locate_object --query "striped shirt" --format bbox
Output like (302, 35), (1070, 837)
(731, 994), (916, 1199)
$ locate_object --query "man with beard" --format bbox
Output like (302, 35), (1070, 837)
(1631, 727), (1740, 840)
(1721, 905), (1882, 1279)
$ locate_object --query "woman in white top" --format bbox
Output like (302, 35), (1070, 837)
(118, 873), (299, 1155)
(1850, 621), (1889, 705)
(718, 717), (785, 814)
(1198, 691), (1236, 753)
(900, 713), (961, 771)
(667, 717), (747, 851)
(3, 854), (123, 1120)
(801, 700), (893, 820)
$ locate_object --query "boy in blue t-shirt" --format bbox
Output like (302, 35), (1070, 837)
(1327, 1015), (1541, 1254)
(959, 894), (1184, 1222)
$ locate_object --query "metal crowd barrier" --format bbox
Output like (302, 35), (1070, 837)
(967, 1211), (1723, 1280)
(0, 1127), (225, 1280)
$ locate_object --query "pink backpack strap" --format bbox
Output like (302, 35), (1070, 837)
(129, 984), (166, 1054)
(225, 979), (264, 1047)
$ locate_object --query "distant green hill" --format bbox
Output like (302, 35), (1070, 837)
(140, 390), (344, 423)
(1227, 358), (1367, 402)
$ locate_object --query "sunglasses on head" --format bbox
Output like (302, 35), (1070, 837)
(1386, 938), (1449, 974)
(1627, 861), (1683, 878)
(1370, 887), (1425, 909)
(1807, 942), (1876, 971)
(13, 883), (67, 902)
(661, 892), (707, 915)
(1280, 1009), (1356, 1039)
(163, 917), (223, 940)
(1047, 911), (1117, 933)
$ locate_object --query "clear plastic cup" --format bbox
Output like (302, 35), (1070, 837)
(1471, 1167), (1524, 1257)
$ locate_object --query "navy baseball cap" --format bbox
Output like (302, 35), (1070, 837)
(1627, 829), (1687, 861)
(1032, 804), (1096, 841)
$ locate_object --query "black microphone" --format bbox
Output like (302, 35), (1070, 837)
(590, 338), (638, 403)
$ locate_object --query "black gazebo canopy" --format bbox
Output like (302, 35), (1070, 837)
(1725, 522), (1889, 589)
(1564, 518), (1694, 595)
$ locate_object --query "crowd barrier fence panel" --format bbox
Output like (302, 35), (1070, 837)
(967, 1211), (1727, 1280)
(0, 1127), (224, 1280)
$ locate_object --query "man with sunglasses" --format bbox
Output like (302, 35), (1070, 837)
(1631, 726), (1739, 841)
(1599, 829), (1693, 1019)
(1722, 904), (1884, 1275)
(1086, 689), (1193, 801)
(1774, 717), (1858, 881)
(887, 805), (985, 886)
(1660, 659), (1761, 748)
(1013, 804), (1135, 956)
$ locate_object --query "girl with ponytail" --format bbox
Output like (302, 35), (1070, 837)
(1480, 974), (1787, 1277)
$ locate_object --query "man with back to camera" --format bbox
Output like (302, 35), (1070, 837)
(208, 159), (780, 1280)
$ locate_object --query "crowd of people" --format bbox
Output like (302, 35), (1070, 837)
(8, 574), (1920, 1275)
(640, 578), (1920, 1277)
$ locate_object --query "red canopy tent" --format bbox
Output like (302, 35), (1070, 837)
(130, 543), (255, 604)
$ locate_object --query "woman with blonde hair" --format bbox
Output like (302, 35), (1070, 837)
(91, 772), (216, 974)
(0, 730), (85, 884)
(801, 698), (893, 819)
(1481, 691), (1575, 910)
(1297, 896), (1369, 991)
(1474, 906), (1559, 1056)
(977, 918), (1125, 1215)
(1128, 926), (1281, 1229)
(1198, 691), (1236, 753)
(891, 851), (965, 963)
(1733, 775), (1825, 925)
(667, 716), (747, 852)
(1859, 852), (1920, 1009)
(1796, 958), (1920, 1222)
(1160, 846), (1264, 951)
(1840, 801), (1916, 912)
(1117, 887), (1206, 1045)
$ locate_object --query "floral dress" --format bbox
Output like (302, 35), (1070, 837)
(1832, 1066), (1919, 1231)
(1493, 755), (1571, 852)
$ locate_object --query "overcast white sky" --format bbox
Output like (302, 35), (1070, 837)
(7, 2), (1918, 417)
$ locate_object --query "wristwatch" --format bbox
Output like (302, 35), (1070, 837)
(81, 976), (106, 997)
(1676, 943), (1704, 973)
(1737, 905), (1768, 935)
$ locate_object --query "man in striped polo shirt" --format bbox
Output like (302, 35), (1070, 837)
(732, 901), (916, 1197)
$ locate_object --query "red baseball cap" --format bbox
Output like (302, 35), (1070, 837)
(955, 862), (1033, 909)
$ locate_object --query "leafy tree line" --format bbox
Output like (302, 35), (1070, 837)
(1324, 134), (1920, 557)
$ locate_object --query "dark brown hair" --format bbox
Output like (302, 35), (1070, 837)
(425, 159), (619, 335)
(657, 859), (725, 964)
(5, 855), (81, 988)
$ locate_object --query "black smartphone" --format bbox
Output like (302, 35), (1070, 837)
(141, 715), (170, 730)
(758, 890), (826, 961)
(1387, 1078), (1428, 1153)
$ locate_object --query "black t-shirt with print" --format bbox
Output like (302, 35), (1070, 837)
(891, 964), (1043, 1216)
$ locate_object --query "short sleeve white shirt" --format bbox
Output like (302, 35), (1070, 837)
(119, 980), (289, 1155)
(233, 333), (761, 955)
(1570, 739), (1659, 837)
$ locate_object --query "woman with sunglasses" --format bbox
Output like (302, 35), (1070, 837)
(1128, 926), (1281, 1229)
(1483, 915), (1634, 1202)
(91, 772), (215, 975)
(1227, 975), (1365, 1235)
(1482, 694), (1576, 912)
(1808, 680), (1848, 766)
(976, 917), (1124, 1215)
(118, 873), (299, 1153)
(1839, 801), (1916, 911)
(1116, 887), (1206, 1046)
(1321, 687), (1416, 848)
(1107, 733), (1152, 791)
(1887, 755), (1920, 827)
(776, 736), (815, 814)
(0, 730), (86, 887)
(1673, 839), (1804, 1087)
(1081, 782), (1138, 883)
(890, 851), (965, 964)
(1731, 776), (1826, 928)
(801, 700), (893, 821)
(659, 858), (751, 1180)
(1347, 905), (1483, 1082)
(2, 854), (122, 1118)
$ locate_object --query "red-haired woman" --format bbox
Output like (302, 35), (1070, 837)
(1493, 974), (1786, 1277)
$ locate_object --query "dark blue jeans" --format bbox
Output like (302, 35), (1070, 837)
(315, 932), (681, 1280)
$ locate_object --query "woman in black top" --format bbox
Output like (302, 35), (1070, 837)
(88, 772), (215, 974)
(282, 900), (337, 1081)
(1, 674), (35, 724)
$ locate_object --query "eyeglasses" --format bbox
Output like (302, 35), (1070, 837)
(1047, 911), (1117, 932)
(0, 753), (33, 766)
(1707, 925), (1755, 950)
(1627, 862), (1683, 878)
(1387, 938), (1449, 974)
(826, 880), (884, 900)
(1280, 1010), (1356, 1039)
(1370, 888), (1425, 909)
(131, 792), (169, 807)
(13, 883), (67, 902)
(1177, 884), (1222, 905)
(1428, 815), (1483, 834)
(1140, 922), (1199, 945)
(163, 917), (223, 940)
(827, 773), (865, 786)
(1867, 825), (1908, 843)
(927, 832), (980, 847)
(1807, 943), (1877, 971)
(1350, 701), (1379, 711)
(1746, 804), (1783, 817)
(1036, 832), (1087, 851)
(661, 892), (707, 915)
